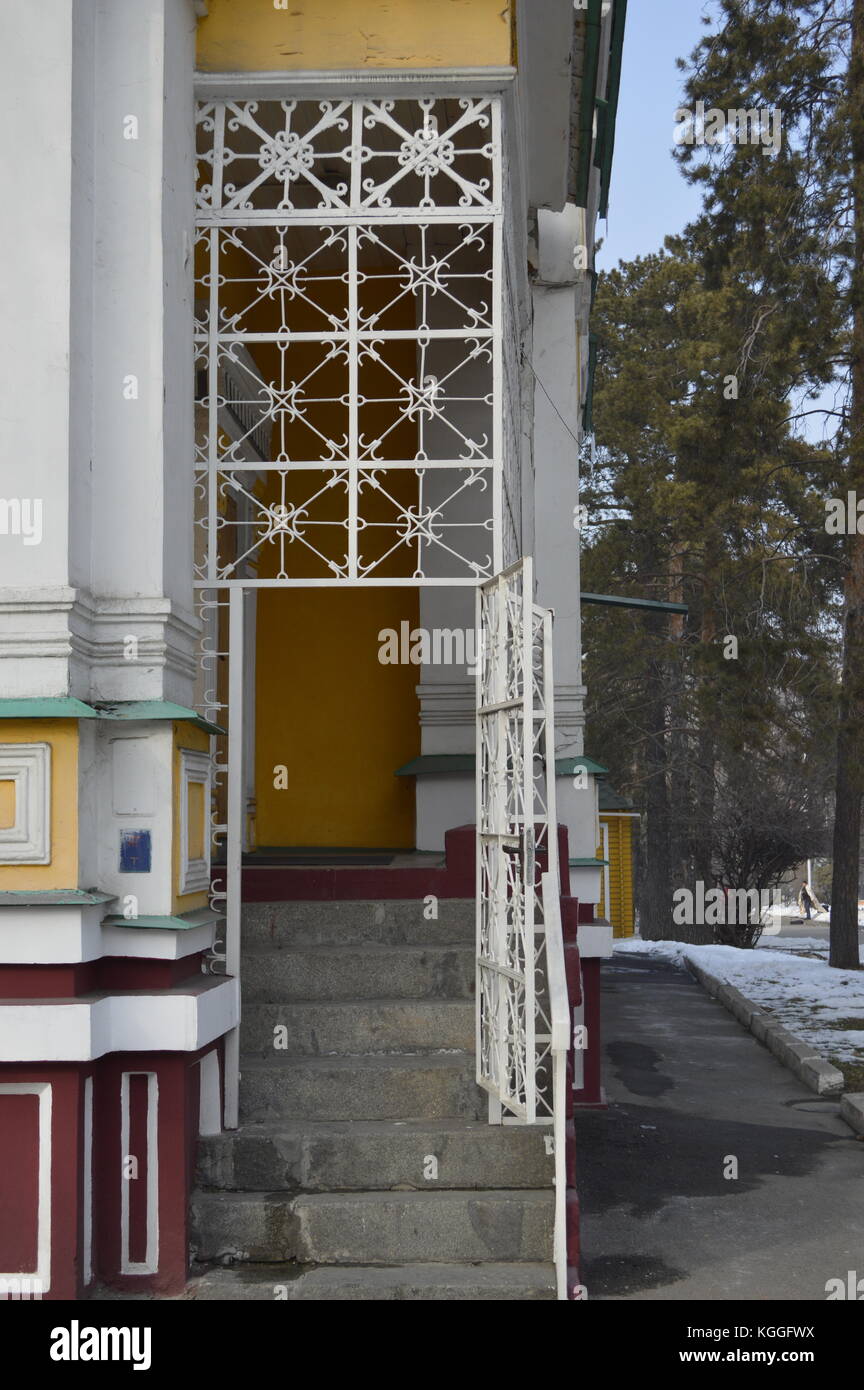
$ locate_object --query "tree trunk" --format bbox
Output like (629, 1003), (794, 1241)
(830, 0), (864, 970)
(642, 678), (672, 940)
(693, 582), (719, 888)
(641, 601), (673, 940)
(666, 546), (691, 887)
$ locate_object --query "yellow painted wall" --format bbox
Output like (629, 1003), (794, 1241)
(197, 0), (513, 71)
(0, 721), (78, 890)
(599, 814), (636, 938)
(173, 723), (212, 913)
(256, 588), (419, 848)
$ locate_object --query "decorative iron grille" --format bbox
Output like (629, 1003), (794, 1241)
(194, 96), (517, 586)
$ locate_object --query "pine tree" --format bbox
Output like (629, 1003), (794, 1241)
(582, 241), (838, 942)
(675, 0), (860, 964)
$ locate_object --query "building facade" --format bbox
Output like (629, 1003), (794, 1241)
(0, 0), (624, 1300)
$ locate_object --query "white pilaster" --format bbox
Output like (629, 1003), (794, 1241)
(0, 3), (76, 603)
(532, 205), (588, 760)
(0, 0), (200, 704)
(532, 204), (599, 892)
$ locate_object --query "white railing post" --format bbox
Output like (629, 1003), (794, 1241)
(223, 586), (244, 1129)
(543, 871), (570, 1301)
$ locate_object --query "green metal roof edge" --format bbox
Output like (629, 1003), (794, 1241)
(0, 697), (224, 734)
(94, 700), (225, 736)
(0, 889), (116, 907)
(581, 592), (688, 615)
(0, 697), (100, 719)
(395, 754), (476, 777)
(574, 0), (604, 208)
(598, 0), (628, 218)
(102, 907), (221, 931)
(397, 754), (609, 778)
(598, 781), (639, 813)
(555, 756), (608, 777)
(569, 857), (609, 867)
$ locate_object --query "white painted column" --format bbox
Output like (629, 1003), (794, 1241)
(532, 205), (596, 872)
(88, 0), (198, 703)
(0, 0), (199, 704)
(0, 2), (79, 695)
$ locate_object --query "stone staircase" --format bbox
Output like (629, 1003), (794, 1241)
(190, 898), (557, 1300)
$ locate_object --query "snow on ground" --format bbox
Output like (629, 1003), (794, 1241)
(615, 937), (864, 1067)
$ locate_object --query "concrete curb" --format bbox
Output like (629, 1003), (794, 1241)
(840, 1093), (864, 1136)
(684, 958), (846, 1099)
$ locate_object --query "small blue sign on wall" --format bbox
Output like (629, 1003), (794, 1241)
(119, 829), (152, 874)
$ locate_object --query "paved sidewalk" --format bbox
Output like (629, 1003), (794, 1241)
(576, 955), (864, 1301)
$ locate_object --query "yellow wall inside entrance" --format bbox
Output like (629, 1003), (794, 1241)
(255, 589), (419, 848)
(196, 0), (513, 71)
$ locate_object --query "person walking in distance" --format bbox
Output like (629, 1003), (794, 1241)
(797, 880), (825, 920)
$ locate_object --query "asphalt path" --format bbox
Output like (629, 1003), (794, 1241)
(576, 955), (864, 1300)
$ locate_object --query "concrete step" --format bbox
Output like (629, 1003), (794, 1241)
(197, 1119), (553, 1192)
(190, 1188), (554, 1265)
(241, 943), (475, 1002)
(240, 998), (474, 1055)
(238, 1052), (485, 1122)
(242, 898), (475, 948)
(187, 1262), (556, 1301)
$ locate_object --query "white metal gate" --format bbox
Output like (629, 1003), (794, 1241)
(192, 86), (536, 1136)
(475, 557), (560, 1124)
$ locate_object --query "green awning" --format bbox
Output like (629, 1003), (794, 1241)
(396, 753), (609, 778)
(395, 754), (475, 777)
(581, 592), (688, 616)
(599, 782), (638, 813)
(0, 697), (224, 735)
(0, 889), (116, 907)
(94, 700), (224, 736)
(0, 697), (99, 719)
(555, 756), (608, 777)
(102, 907), (221, 931)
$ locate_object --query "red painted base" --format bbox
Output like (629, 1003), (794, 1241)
(234, 823), (575, 903)
(0, 1042), (221, 1301)
(572, 956), (604, 1107)
(236, 824), (476, 901)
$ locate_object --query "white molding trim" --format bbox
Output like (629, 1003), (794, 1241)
(120, 1072), (160, 1276)
(0, 977), (239, 1061)
(179, 747), (211, 894)
(0, 589), (201, 701)
(576, 922), (614, 959)
(0, 1081), (52, 1293)
(416, 681), (475, 729)
(194, 66), (517, 100)
(0, 904), (217, 965)
(198, 1049), (222, 1137)
(0, 743), (51, 864)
